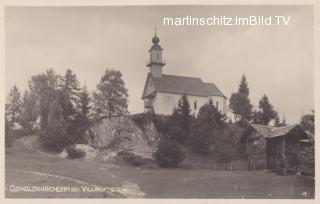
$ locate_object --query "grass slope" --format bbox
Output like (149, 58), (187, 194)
(5, 139), (314, 198)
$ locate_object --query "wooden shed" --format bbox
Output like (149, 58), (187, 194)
(239, 124), (310, 170)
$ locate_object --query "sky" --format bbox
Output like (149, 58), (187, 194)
(5, 6), (313, 124)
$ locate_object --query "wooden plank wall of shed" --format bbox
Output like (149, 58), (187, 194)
(246, 131), (267, 170)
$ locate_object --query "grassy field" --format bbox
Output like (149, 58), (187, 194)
(5, 139), (315, 199)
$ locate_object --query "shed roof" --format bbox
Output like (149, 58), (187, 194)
(248, 124), (306, 138)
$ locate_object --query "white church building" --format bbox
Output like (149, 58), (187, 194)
(142, 32), (227, 115)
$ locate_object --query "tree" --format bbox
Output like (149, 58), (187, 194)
(229, 75), (252, 123)
(208, 99), (227, 124)
(40, 99), (71, 151)
(73, 86), (92, 143)
(229, 93), (252, 122)
(238, 74), (249, 96)
(6, 85), (22, 130)
(252, 109), (263, 124)
(257, 95), (277, 125)
(297, 110), (315, 175)
(154, 135), (185, 168)
(20, 90), (38, 132)
(28, 69), (60, 129)
(168, 94), (193, 142)
(214, 129), (238, 170)
(78, 85), (91, 122)
(93, 69), (128, 117)
(190, 100), (226, 153)
(5, 115), (12, 147)
(300, 110), (314, 135)
(59, 69), (81, 122)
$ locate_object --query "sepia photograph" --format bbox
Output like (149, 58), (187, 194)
(3, 2), (316, 200)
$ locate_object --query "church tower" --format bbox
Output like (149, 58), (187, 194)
(147, 30), (165, 78)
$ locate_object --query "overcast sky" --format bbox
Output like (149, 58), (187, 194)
(5, 6), (313, 124)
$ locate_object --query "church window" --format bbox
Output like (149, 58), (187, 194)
(194, 101), (197, 110)
(216, 101), (219, 109)
(163, 95), (173, 105)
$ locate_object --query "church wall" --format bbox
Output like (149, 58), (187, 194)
(143, 76), (156, 97)
(152, 92), (226, 116)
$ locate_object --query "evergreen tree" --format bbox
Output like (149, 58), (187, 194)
(190, 100), (226, 153)
(93, 69), (128, 117)
(59, 69), (81, 122)
(229, 75), (252, 123)
(154, 135), (185, 168)
(208, 99), (227, 124)
(252, 109), (263, 124)
(229, 93), (252, 122)
(238, 74), (249, 96)
(73, 86), (92, 143)
(6, 85), (22, 130)
(78, 85), (91, 122)
(5, 115), (12, 147)
(168, 94), (192, 142)
(300, 110), (314, 135)
(20, 90), (38, 131)
(257, 94), (277, 125)
(214, 129), (238, 170)
(40, 99), (71, 151)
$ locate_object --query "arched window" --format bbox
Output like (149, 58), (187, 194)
(194, 101), (197, 110)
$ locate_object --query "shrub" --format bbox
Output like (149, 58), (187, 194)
(154, 136), (185, 168)
(66, 144), (86, 159)
(39, 99), (72, 152)
(118, 151), (147, 166)
(214, 128), (238, 169)
(131, 113), (154, 131)
(39, 126), (72, 152)
(152, 115), (170, 135)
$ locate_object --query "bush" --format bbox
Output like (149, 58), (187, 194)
(39, 126), (72, 152)
(152, 115), (170, 135)
(154, 136), (185, 168)
(131, 113), (154, 131)
(131, 113), (170, 135)
(214, 128), (238, 168)
(66, 144), (86, 159)
(118, 151), (147, 166)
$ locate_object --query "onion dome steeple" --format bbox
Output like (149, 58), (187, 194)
(152, 32), (160, 44)
(147, 27), (165, 78)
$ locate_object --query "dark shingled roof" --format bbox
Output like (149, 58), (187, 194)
(250, 124), (299, 138)
(143, 74), (226, 98)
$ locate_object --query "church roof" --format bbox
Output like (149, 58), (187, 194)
(142, 73), (226, 99)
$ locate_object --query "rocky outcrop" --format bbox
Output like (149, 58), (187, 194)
(60, 144), (99, 160)
(84, 116), (161, 159)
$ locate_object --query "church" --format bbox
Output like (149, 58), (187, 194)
(141, 32), (227, 115)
